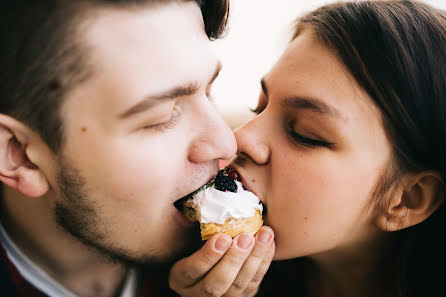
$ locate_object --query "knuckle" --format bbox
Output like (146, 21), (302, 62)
(168, 266), (198, 290)
(250, 273), (262, 284)
(201, 250), (218, 266)
(260, 258), (270, 267)
(248, 248), (265, 261)
(223, 253), (243, 267)
(201, 285), (223, 297)
(181, 270), (197, 283)
(250, 274), (263, 285)
(231, 279), (247, 290)
(180, 266), (199, 279)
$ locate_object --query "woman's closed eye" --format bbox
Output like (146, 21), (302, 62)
(288, 121), (334, 148)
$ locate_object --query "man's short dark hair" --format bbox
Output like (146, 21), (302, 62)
(0, 0), (229, 152)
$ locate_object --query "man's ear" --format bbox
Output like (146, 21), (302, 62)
(375, 171), (444, 231)
(0, 114), (49, 198)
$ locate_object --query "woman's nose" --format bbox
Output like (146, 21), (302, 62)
(234, 118), (270, 165)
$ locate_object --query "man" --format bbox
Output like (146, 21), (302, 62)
(0, 1), (275, 296)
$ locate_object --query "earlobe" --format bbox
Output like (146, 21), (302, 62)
(375, 172), (444, 232)
(0, 114), (50, 198)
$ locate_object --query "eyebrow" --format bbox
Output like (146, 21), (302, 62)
(260, 78), (346, 121)
(118, 62), (222, 119)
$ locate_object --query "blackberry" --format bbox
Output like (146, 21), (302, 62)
(214, 171), (238, 192)
(225, 167), (240, 181)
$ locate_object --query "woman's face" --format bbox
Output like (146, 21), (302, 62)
(231, 30), (393, 260)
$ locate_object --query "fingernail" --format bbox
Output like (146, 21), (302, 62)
(215, 236), (231, 251)
(257, 229), (271, 244)
(237, 234), (253, 250)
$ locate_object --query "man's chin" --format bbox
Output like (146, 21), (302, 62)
(63, 227), (202, 267)
(128, 225), (203, 266)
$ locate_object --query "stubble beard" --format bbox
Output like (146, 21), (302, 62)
(54, 157), (201, 267)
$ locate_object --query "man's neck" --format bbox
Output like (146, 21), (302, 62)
(1, 186), (128, 297)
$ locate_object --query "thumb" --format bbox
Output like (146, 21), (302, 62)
(169, 234), (232, 290)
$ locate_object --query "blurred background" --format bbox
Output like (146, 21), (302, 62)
(211, 0), (446, 129)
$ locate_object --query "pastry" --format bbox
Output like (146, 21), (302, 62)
(182, 169), (263, 240)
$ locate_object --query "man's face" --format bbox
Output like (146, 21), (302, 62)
(52, 2), (236, 263)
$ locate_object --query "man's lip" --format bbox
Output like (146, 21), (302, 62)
(174, 208), (195, 226)
(173, 174), (216, 208)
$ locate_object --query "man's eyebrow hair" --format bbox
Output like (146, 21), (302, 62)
(118, 62), (222, 120)
(118, 84), (198, 119)
(282, 96), (346, 120)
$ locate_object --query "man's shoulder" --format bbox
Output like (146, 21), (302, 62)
(0, 243), (47, 297)
(0, 240), (179, 297)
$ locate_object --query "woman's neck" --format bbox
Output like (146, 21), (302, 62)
(306, 230), (398, 297)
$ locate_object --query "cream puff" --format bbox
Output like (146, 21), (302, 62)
(182, 169), (263, 240)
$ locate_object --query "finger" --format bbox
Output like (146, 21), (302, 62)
(192, 233), (255, 297)
(223, 226), (274, 296)
(245, 240), (275, 295)
(169, 234), (232, 291)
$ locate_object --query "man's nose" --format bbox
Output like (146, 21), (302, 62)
(234, 117), (270, 165)
(188, 99), (237, 163)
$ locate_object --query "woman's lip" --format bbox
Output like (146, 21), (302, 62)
(242, 180), (257, 196)
(230, 166), (260, 198)
(234, 169), (267, 216)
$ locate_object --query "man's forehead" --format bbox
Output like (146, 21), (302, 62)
(61, 1), (218, 124)
(83, 1), (204, 47)
(80, 1), (212, 84)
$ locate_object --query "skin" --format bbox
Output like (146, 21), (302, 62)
(0, 3), (275, 297)
(55, 2), (234, 262)
(231, 30), (398, 296)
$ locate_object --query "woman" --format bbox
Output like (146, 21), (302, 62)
(230, 1), (446, 296)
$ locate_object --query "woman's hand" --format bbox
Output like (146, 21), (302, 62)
(169, 226), (275, 297)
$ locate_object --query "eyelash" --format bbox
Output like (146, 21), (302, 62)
(206, 88), (214, 101)
(143, 107), (180, 132)
(288, 122), (333, 148)
(250, 107), (263, 115)
(251, 89), (333, 148)
(251, 107), (332, 148)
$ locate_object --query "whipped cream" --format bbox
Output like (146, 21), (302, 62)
(188, 181), (263, 224)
